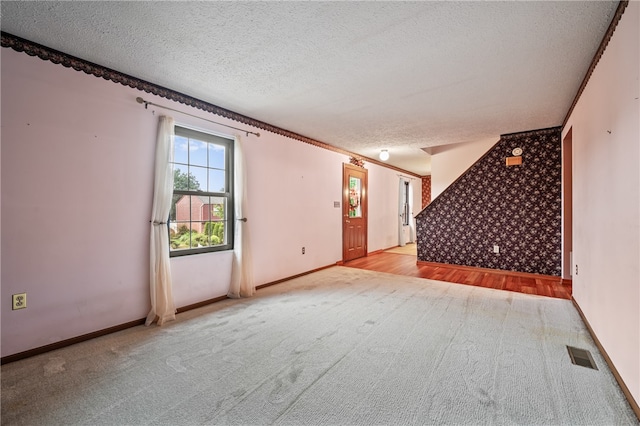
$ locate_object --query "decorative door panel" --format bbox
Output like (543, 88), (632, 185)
(343, 163), (367, 261)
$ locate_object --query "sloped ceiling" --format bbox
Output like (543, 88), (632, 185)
(0, 1), (619, 175)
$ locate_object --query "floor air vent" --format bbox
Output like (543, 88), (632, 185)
(567, 346), (598, 370)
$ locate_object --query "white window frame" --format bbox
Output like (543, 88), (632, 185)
(169, 126), (234, 256)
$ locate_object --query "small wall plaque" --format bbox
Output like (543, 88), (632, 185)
(506, 156), (523, 167)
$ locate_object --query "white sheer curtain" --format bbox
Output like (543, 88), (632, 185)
(146, 116), (176, 326)
(228, 135), (255, 298)
(408, 180), (416, 243)
(398, 178), (407, 247)
(398, 177), (416, 246)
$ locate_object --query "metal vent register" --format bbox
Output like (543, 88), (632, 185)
(567, 346), (598, 370)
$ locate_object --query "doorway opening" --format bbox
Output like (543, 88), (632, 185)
(562, 128), (573, 279)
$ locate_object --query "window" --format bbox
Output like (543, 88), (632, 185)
(169, 126), (233, 256)
(348, 176), (363, 218)
(402, 181), (410, 226)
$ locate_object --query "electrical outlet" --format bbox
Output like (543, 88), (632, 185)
(493, 245), (500, 254)
(302, 247), (305, 255)
(12, 293), (27, 310)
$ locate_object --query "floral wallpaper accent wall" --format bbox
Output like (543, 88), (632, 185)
(422, 175), (431, 209)
(416, 127), (562, 276)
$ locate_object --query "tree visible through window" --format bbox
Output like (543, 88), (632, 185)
(169, 126), (233, 255)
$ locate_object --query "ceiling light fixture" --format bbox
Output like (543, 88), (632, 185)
(379, 149), (389, 161)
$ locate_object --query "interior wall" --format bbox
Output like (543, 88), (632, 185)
(412, 177), (422, 240)
(561, 128), (573, 280)
(564, 1), (639, 407)
(416, 128), (562, 276)
(430, 138), (497, 200)
(367, 167), (403, 251)
(421, 175), (431, 209)
(0, 48), (406, 357)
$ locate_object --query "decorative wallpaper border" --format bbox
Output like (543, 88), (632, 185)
(562, 0), (628, 126)
(0, 32), (421, 178)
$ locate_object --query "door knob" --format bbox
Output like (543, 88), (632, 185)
(345, 220), (350, 223)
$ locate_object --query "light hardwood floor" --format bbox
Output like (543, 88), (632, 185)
(343, 250), (571, 300)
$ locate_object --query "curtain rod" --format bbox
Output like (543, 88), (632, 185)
(136, 97), (260, 138)
(397, 174), (417, 181)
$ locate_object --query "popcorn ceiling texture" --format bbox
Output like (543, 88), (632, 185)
(0, 2), (618, 175)
(416, 127), (562, 276)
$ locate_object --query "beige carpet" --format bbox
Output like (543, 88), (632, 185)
(384, 243), (417, 255)
(1, 267), (636, 425)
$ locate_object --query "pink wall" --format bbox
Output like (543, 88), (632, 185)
(2, 52), (155, 354)
(564, 1), (639, 406)
(1, 48), (411, 357)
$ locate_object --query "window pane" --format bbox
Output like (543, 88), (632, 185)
(188, 139), (207, 167)
(174, 165), (195, 191)
(208, 169), (226, 192)
(218, 199), (228, 244)
(203, 221), (225, 246)
(174, 195), (192, 224)
(200, 196), (213, 221)
(349, 177), (362, 218)
(208, 143), (225, 169)
(171, 126), (233, 255)
(174, 136), (189, 165)
(220, 220), (227, 245)
(193, 222), (208, 246)
(171, 222), (193, 250)
(208, 196), (225, 221)
(189, 166), (207, 191)
(169, 194), (182, 222)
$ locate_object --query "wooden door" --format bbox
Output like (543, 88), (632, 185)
(343, 163), (368, 261)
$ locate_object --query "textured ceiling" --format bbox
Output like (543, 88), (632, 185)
(1, 1), (618, 175)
